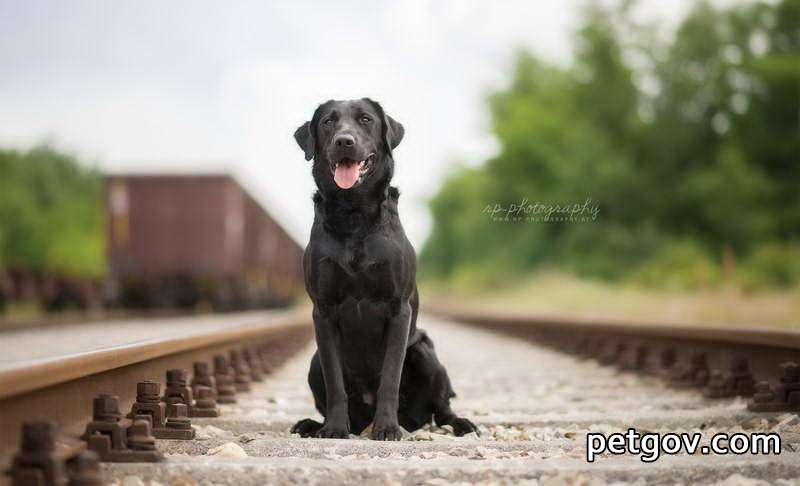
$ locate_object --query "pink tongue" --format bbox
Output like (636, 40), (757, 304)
(334, 163), (360, 189)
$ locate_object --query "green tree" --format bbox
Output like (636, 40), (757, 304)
(0, 146), (105, 279)
(421, 0), (799, 289)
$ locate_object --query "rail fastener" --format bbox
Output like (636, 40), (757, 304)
(747, 362), (800, 412)
(5, 420), (101, 486)
(162, 369), (193, 407)
(213, 354), (239, 403)
(126, 379), (196, 440)
(704, 356), (756, 398)
(669, 350), (711, 388)
(230, 349), (253, 392)
(160, 403), (195, 440)
(189, 361), (220, 417)
(657, 348), (678, 378)
(243, 347), (266, 382)
(191, 386), (219, 418)
(597, 341), (626, 366)
(82, 394), (163, 463)
(618, 344), (649, 371)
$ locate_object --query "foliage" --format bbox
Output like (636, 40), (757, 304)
(0, 146), (105, 278)
(421, 0), (799, 290)
(740, 243), (800, 290)
(632, 240), (721, 290)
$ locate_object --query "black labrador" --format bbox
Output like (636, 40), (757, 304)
(290, 98), (477, 440)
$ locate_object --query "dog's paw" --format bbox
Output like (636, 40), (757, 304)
(316, 423), (350, 439)
(291, 418), (323, 438)
(451, 417), (480, 437)
(371, 422), (403, 441)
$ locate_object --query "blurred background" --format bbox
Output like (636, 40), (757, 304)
(0, 0), (797, 326)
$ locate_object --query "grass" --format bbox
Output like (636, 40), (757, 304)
(421, 269), (800, 329)
(3, 301), (43, 319)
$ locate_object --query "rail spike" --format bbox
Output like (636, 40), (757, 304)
(7, 420), (85, 486)
(214, 355), (238, 404)
(83, 393), (163, 462)
(748, 362), (800, 412)
(705, 356), (756, 398)
(669, 350), (710, 388)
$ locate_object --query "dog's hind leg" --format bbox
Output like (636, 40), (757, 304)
(290, 351), (327, 437)
(430, 366), (479, 436)
(408, 332), (479, 437)
(291, 418), (323, 437)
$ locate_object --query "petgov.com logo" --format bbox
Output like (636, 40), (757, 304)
(482, 197), (600, 223)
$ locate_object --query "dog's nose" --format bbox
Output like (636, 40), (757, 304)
(334, 134), (355, 148)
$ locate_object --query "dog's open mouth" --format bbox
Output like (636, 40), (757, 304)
(332, 154), (374, 190)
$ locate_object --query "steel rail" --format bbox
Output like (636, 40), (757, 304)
(0, 308), (313, 458)
(425, 302), (800, 405)
(424, 302), (800, 349)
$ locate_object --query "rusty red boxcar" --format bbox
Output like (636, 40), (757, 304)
(105, 174), (304, 310)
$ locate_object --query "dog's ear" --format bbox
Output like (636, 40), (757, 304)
(294, 121), (315, 161)
(363, 98), (404, 156)
(384, 113), (404, 152)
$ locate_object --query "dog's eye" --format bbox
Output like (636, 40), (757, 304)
(359, 116), (372, 124)
(323, 118), (334, 126)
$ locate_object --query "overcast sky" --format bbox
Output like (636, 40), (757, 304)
(0, 0), (729, 247)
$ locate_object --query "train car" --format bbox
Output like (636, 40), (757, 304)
(105, 174), (304, 310)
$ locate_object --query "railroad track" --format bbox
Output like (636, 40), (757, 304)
(3, 307), (800, 485)
(0, 309), (313, 484)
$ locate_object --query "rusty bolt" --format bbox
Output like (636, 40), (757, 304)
(92, 394), (121, 422)
(729, 356), (756, 396)
(660, 348), (677, 370)
(133, 413), (154, 429)
(752, 381), (775, 404)
(136, 381), (161, 403)
(11, 420), (73, 486)
(780, 362), (800, 383)
(230, 349), (247, 368)
(243, 347), (265, 380)
(705, 370), (726, 397)
(69, 450), (103, 486)
(690, 350), (707, 367)
(690, 351), (710, 387)
(214, 355), (232, 374)
(166, 368), (187, 386)
(732, 356), (749, 374)
(194, 386), (215, 408)
(194, 361), (212, 378)
(193, 361), (216, 389)
(20, 420), (58, 452)
(599, 341), (625, 365)
(165, 404), (192, 430)
(635, 345), (648, 368)
(128, 419), (157, 451)
(620, 344), (648, 371)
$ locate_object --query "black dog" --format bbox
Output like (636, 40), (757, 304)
(290, 98), (477, 440)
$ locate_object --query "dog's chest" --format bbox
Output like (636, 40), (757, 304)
(330, 234), (396, 290)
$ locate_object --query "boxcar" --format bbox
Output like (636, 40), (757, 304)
(105, 174), (304, 310)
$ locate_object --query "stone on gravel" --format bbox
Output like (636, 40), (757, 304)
(713, 474), (771, 486)
(195, 425), (230, 440)
(121, 477), (146, 486)
(206, 442), (248, 459)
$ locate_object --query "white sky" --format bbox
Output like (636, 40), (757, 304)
(0, 0), (729, 247)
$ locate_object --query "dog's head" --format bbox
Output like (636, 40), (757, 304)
(294, 98), (404, 193)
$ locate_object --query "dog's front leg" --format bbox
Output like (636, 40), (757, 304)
(372, 300), (411, 441)
(313, 305), (350, 438)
